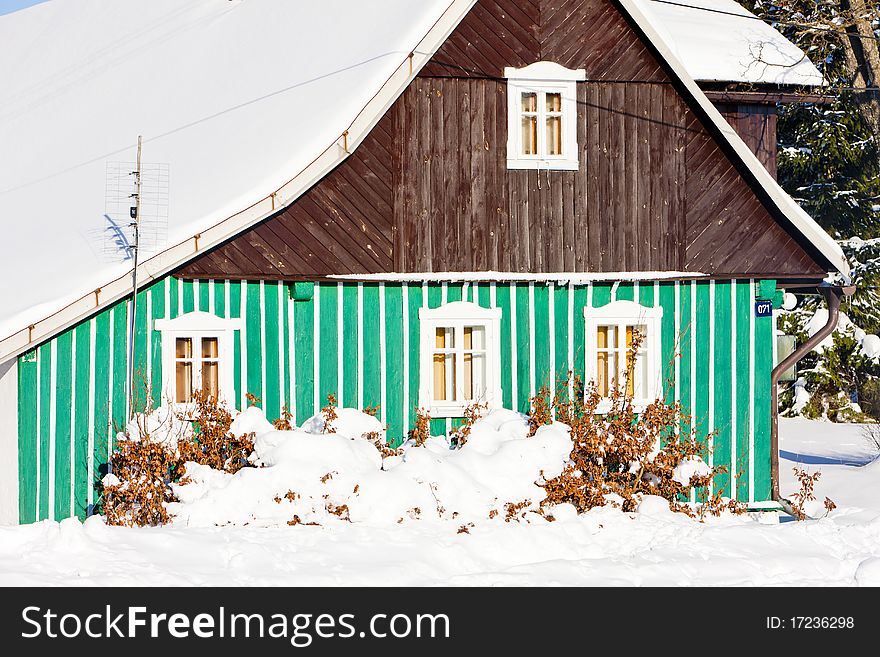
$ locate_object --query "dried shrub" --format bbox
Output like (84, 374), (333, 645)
(245, 392), (261, 407)
(99, 437), (183, 527)
(364, 431), (402, 458)
(363, 404), (380, 417)
(408, 407), (431, 447)
(326, 503), (351, 521)
(273, 405), (294, 431)
(322, 393), (338, 433)
(788, 467), (834, 520)
(100, 390), (257, 527)
(177, 390), (255, 474)
(451, 402), (488, 448)
(528, 387), (553, 437)
(540, 332), (743, 517)
(504, 499), (532, 522)
(320, 471), (336, 484)
(457, 523), (474, 534)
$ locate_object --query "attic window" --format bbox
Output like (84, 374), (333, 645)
(505, 62), (585, 171)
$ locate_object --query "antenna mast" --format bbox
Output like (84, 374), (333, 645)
(126, 135), (143, 423)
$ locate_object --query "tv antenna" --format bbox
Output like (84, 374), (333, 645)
(99, 139), (169, 422)
(126, 135), (143, 423)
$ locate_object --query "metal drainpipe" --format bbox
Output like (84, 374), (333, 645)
(770, 283), (854, 502)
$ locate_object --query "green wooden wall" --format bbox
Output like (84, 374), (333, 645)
(16, 277), (775, 523)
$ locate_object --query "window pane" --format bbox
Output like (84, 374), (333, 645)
(435, 327), (454, 349)
(521, 115), (538, 155)
(202, 337), (218, 359)
(546, 92), (562, 112)
(596, 352), (617, 397)
(463, 326), (485, 350)
(433, 353), (456, 402)
(597, 326), (617, 349)
(202, 361), (219, 399)
(175, 337), (192, 359)
(546, 115), (562, 155)
(464, 352), (486, 400)
(175, 361), (192, 403)
(522, 92), (537, 112)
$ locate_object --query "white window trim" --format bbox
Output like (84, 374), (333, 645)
(505, 61), (585, 171)
(584, 300), (663, 413)
(419, 301), (503, 418)
(154, 312), (242, 409)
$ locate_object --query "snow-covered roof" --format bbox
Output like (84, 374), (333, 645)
(0, 0), (471, 356)
(639, 0), (825, 85)
(0, 0), (847, 364)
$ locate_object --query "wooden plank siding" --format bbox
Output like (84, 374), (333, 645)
(714, 102), (778, 178)
(17, 276), (775, 522)
(178, 0), (830, 282)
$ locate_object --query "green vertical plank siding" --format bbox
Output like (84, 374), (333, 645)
(37, 343), (51, 521)
(17, 354), (37, 524)
(168, 277), (179, 320)
(384, 284), (404, 445)
(282, 284), (292, 414)
(182, 280), (195, 314)
(754, 280), (774, 502)
(293, 295), (314, 425)
(73, 323), (91, 518)
(678, 283), (693, 440)
(554, 284), (569, 396)
(133, 290), (148, 412)
(659, 283), (676, 404)
(735, 281), (752, 500)
(406, 284), (423, 431)
(342, 285), (360, 412)
(713, 281), (733, 498)
(245, 282), (263, 404)
(515, 284), (531, 413)
(496, 285), (513, 410)
(362, 284), (381, 412)
(111, 303), (127, 439)
(150, 283), (164, 408)
(198, 279), (210, 313)
(573, 285), (588, 387)
(54, 330), (72, 520)
(228, 280), (242, 409)
(214, 280), (227, 318)
(92, 312), (110, 494)
(17, 277), (783, 525)
(317, 283), (338, 407)
(533, 284), (551, 394)
(263, 282), (281, 421)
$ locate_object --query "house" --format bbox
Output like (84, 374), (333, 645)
(0, 0), (849, 524)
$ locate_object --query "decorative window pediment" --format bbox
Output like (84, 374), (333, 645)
(505, 61), (585, 171)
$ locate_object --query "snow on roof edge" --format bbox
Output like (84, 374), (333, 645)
(620, 0), (849, 280)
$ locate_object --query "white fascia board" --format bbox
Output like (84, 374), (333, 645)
(619, 0), (850, 281)
(0, 0), (478, 366)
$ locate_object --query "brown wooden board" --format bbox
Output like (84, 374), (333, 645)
(177, 0), (834, 282)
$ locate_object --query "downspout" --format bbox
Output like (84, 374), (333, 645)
(770, 283), (854, 502)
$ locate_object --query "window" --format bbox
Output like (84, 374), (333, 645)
(584, 301), (663, 412)
(155, 312), (241, 407)
(505, 61), (585, 170)
(419, 302), (502, 417)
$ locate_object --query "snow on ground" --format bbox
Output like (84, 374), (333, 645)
(1, 415), (880, 586)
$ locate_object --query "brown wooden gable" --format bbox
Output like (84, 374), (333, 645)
(177, 0), (832, 282)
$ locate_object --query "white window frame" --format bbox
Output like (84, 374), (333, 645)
(584, 300), (663, 413)
(505, 61), (585, 171)
(154, 312), (242, 409)
(419, 301), (503, 418)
